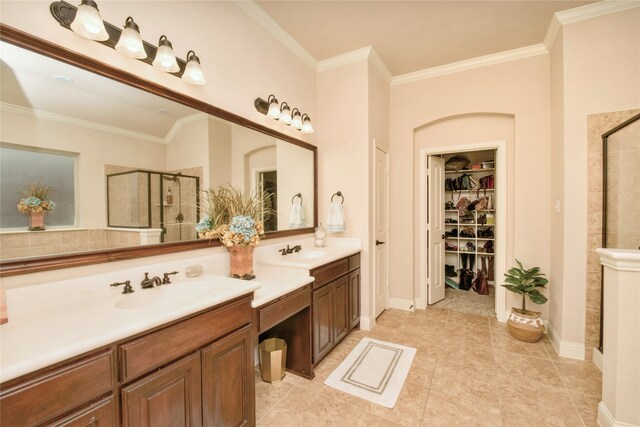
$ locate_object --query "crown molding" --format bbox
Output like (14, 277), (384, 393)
(1, 102), (166, 144)
(545, 0), (640, 49)
(317, 46), (371, 72)
(368, 47), (393, 84)
(164, 112), (208, 144)
(391, 44), (547, 87)
(233, 0), (318, 71)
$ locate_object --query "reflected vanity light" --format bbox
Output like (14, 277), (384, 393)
(253, 94), (314, 133)
(115, 17), (146, 59)
(70, 0), (108, 41)
(51, 1), (205, 85)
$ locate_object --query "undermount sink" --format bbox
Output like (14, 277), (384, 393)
(115, 282), (212, 310)
(288, 250), (328, 260)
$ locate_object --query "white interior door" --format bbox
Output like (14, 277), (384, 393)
(374, 147), (388, 318)
(427, 156), (445, 304)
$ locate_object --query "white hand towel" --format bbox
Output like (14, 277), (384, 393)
(326, 202), (346, 232)
(288, 204), (306, 228)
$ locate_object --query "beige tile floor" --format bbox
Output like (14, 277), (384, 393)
(255, 308), (602, 427)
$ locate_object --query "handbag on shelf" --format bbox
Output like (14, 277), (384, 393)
(456, 197), (470, 216)
(445, 156), (470, 172)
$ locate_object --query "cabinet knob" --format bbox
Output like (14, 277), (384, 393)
(376, 240), (385, 246)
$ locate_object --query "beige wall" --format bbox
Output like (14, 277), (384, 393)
(550, 8), (640, 356)
(0, 1), (317, 146)
(389, 54), (551, 312)
(0, 109), (165, 229)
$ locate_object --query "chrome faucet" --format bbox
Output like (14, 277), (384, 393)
(141, 272), (161, 289)
(162, 271), (179, 284)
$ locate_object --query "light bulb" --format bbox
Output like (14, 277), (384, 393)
(301, 114), (314, 133)
(70, 0), (109, 41)
(152, 35), (180, 73)
(182, 50), (206, 85)
(291, 109), (302, 130)
(267, 95), (280, 119)
(115, 17), (146, 59)
(280, 103), (292, 125)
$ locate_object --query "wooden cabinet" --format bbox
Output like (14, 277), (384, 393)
(202, 325), (254, 427)
(348, 268), (361, 330)
(122, 352), (202, 427)
(1, 295), (255, 427)
(312, 253), (361, 364)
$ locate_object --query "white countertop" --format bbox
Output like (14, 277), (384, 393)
(1, 274), (259, 383)
(0, 237), (361, 383)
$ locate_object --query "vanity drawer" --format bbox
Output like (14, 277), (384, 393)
(0, 350), (115, 427)
(312, 259), (348, 290)
(119, 295), (252, 382)
(258, 285), (311, 333)
(348, 254), (360, 271)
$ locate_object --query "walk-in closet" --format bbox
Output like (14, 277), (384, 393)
(429, 149), (497, 317)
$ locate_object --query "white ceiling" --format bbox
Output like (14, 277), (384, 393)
(254, 0), (596, 76)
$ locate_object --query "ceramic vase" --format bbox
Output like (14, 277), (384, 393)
(28, 211), (45, 231)
(228, 244), (255, 280)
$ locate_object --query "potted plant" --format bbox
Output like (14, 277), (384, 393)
(502, 259), (549, 342)
(16, 182), (56, 231)
(195, 185), (270, 280)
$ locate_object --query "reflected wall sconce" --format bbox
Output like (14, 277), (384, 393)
(50, 0), (205, 85)
(254, 94), (314, 133)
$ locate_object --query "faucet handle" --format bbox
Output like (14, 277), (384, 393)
(110, 280), (134, 294)
(162, 271), (179, 284)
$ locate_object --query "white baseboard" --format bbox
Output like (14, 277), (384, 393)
(546, 321), (586, 360)
(598, 401), (639, 427)
(592, 347), (603, 372)
(388, 298), (415, 311)
(360, 316), (375, 331)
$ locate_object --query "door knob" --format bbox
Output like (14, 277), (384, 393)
(441, 234), (446, 240)
(376, 240), (385, 246)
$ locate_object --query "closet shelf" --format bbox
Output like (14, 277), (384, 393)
(445, 250), (495, 255)
(445, 168), (494, 174)
(445, 189), (494, 192)
(445, 209), (495, 212)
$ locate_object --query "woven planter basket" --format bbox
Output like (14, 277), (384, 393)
(507, 308), (545, 343)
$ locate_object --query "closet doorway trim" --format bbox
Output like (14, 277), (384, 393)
(418, 139), (507, 322)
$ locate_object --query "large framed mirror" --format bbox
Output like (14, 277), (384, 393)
(0, 25), (317, 276)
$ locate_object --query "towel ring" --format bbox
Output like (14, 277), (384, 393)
(331, 191), (344, 204)
(291, 193), (303, 205)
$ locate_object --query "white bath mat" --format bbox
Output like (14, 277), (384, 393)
(324, 337), (416, 408)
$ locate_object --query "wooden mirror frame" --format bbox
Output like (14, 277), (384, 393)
(0, 25), (318, 277)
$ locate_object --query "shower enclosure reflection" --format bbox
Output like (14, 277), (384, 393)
(106, 168), (199, 244)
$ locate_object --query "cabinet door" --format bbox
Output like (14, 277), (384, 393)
(348, 268), (361, 330)
(333, 276), (349, 344)
(201, 325), (255, 427)
(121, 352), (202, 427)
(312, 284), (334, 363)
(49, 395), (116, 427)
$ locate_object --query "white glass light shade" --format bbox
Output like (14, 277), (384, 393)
(70, 0), (109, 41)
(291, 109), (303, 130)
(182, 52), (206, 85)
(267, 96), (281, 119)
(115, 19), (146, 59)
(152, 36), (180, 73)
(301, 115), (314, 133)
(280, 103), (292, 125)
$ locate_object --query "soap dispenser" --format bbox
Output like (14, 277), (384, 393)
(315, 223), (326, 247)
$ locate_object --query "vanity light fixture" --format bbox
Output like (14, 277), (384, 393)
(253, 95), (314, 133)
(115, 17), (146, 59)
(301, 114), (314, 134)
(70, 0), (108, 41)
(182, 50), (206, 85)
(152, 35), (180, 73)
(291, 108), (303, 130)
(267, 95), (281, 119)
(280, 102), (292, 125)
(50, 1), (205, 85)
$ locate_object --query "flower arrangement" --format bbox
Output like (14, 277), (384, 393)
(195, 185), (270, 247)
(17, 183), (56, 214)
